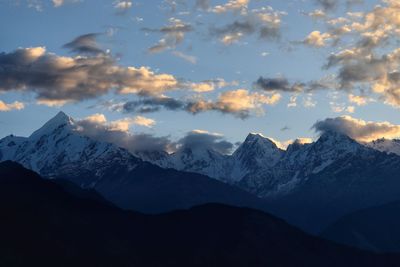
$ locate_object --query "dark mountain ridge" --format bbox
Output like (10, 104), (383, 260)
(322, 200), (400, 252)
(1, 161), (399, 267)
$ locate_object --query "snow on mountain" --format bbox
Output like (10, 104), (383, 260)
(142, 130), (376, 197)
(3, 111), (400, 202)
(140, 133), (284, 184)
(237, 131), (376, 198)
(143, 146), (233, 182)
(288, 131), (367, 175)
(137, 130), (384, 197)
(230, 133), (284, 181)
(0, 111), (140, 187)
(366, 138), (400, 156)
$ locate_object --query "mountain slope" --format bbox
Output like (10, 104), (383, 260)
(4, 112), (400, 236)
(1, 161), (399, 267)
(0, 112), (267, 214)
(0, 111), (140, 186)
(264, 140), (400, 233)
(321, 200), (400, 252)
(366, 138), (400, 156)
(145, 133), (285, 184)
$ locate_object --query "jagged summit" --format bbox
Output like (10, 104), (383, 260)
(367, 138), (400, 156)
(313, 130), (362, 154)
(245, 133), (278, 146)
(3, 112), (400, 202)
(317, 130), (355, 143)
(0, 111), (139, 180)
(29, 111), (74, 140)
(238, 133), (282, 154)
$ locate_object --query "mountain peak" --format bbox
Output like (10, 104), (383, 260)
(54, 111), (69, 120)
(313, 130), (363, 156)
(29, 111), (74, 140)
(317, 130), (355, 144)
(244, 133), (278, 148)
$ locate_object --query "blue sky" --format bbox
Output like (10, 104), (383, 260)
(1, 0), (400, 149)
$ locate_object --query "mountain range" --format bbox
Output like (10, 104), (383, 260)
(0, 112), (266, 213)
(1, 160), (399, 267)
(2, 112), (400, 242)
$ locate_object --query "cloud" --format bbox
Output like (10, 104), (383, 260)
(0, 100), (25, 111)
(75, 114), (171, 153)
(210, 6), (284, 45)
(187, 89), (281, 118)
(271, 137), (313, 150)
(348, 94), (374, 106)
(113, 1), (132, 11)
(176, 129), (234, 154)
(315, 0), (338, 11)
(314, 0), (362, 11)
(254, 77), (304, 92)
(144, 18), (192, 53)
(52, 0), (64, 7)
(185, 78), (238, 93)
(51, 0), (80, 8)
(303, 31), (332, 47)
(253, 75), (336, 109)
(313, 116), (400, 142)
(211, 0), (249, 13)
(0, 46), (185, 102)
(303, 94), (317, 108)
(63, 33), (104, 55)
(305, 9), (327, 19)
(37, 99), (70, 107)
(330, 102), (355, 113)
(302, 0), (400, 107)
(117, 96), (187, 114)
(172, 51), (197, 64)
(195, 0), (210, 10)
(326, 47), (400, 106)
(117, 89), (280, 119)
(132, 116), (156, 128)
(75, 114), (234, 155)
(1, 36), (278, 119)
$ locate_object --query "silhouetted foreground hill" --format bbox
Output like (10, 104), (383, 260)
(322, 200), (400, 252)
(0, 161), (398, 267)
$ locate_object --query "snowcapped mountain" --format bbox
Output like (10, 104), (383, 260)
(143, 130), (379, 198)
(261, 132), (400, 233)
(236, 131), (371, 198)
(0, 112), (267, 214)
(3, 111), (400, 232)
(0, 111), (140, 187)
(136, 146), (232, 181)
(366, 138), (400, 156)
(142, 133), (285, 184)
(230, 133), (284, 182)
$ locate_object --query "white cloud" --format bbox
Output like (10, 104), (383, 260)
(313, 115), (400, 142)
(303, 31), (332, 47)
(172, 51), (197, 64)
(0, 101), (25, 112)
(133, 116), (156, 128)
(114, 1), (132, 10)
(211, 0), (249, 13)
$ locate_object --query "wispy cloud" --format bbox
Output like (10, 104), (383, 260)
(210, 6), (284, 45)
(172, 51), (197, 64)
(0, 100), (25, 112)
(144, 18), (193, 53)
(114, 89), (281, 119)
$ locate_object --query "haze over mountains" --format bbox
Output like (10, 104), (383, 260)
(2, 112), (400, 251)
